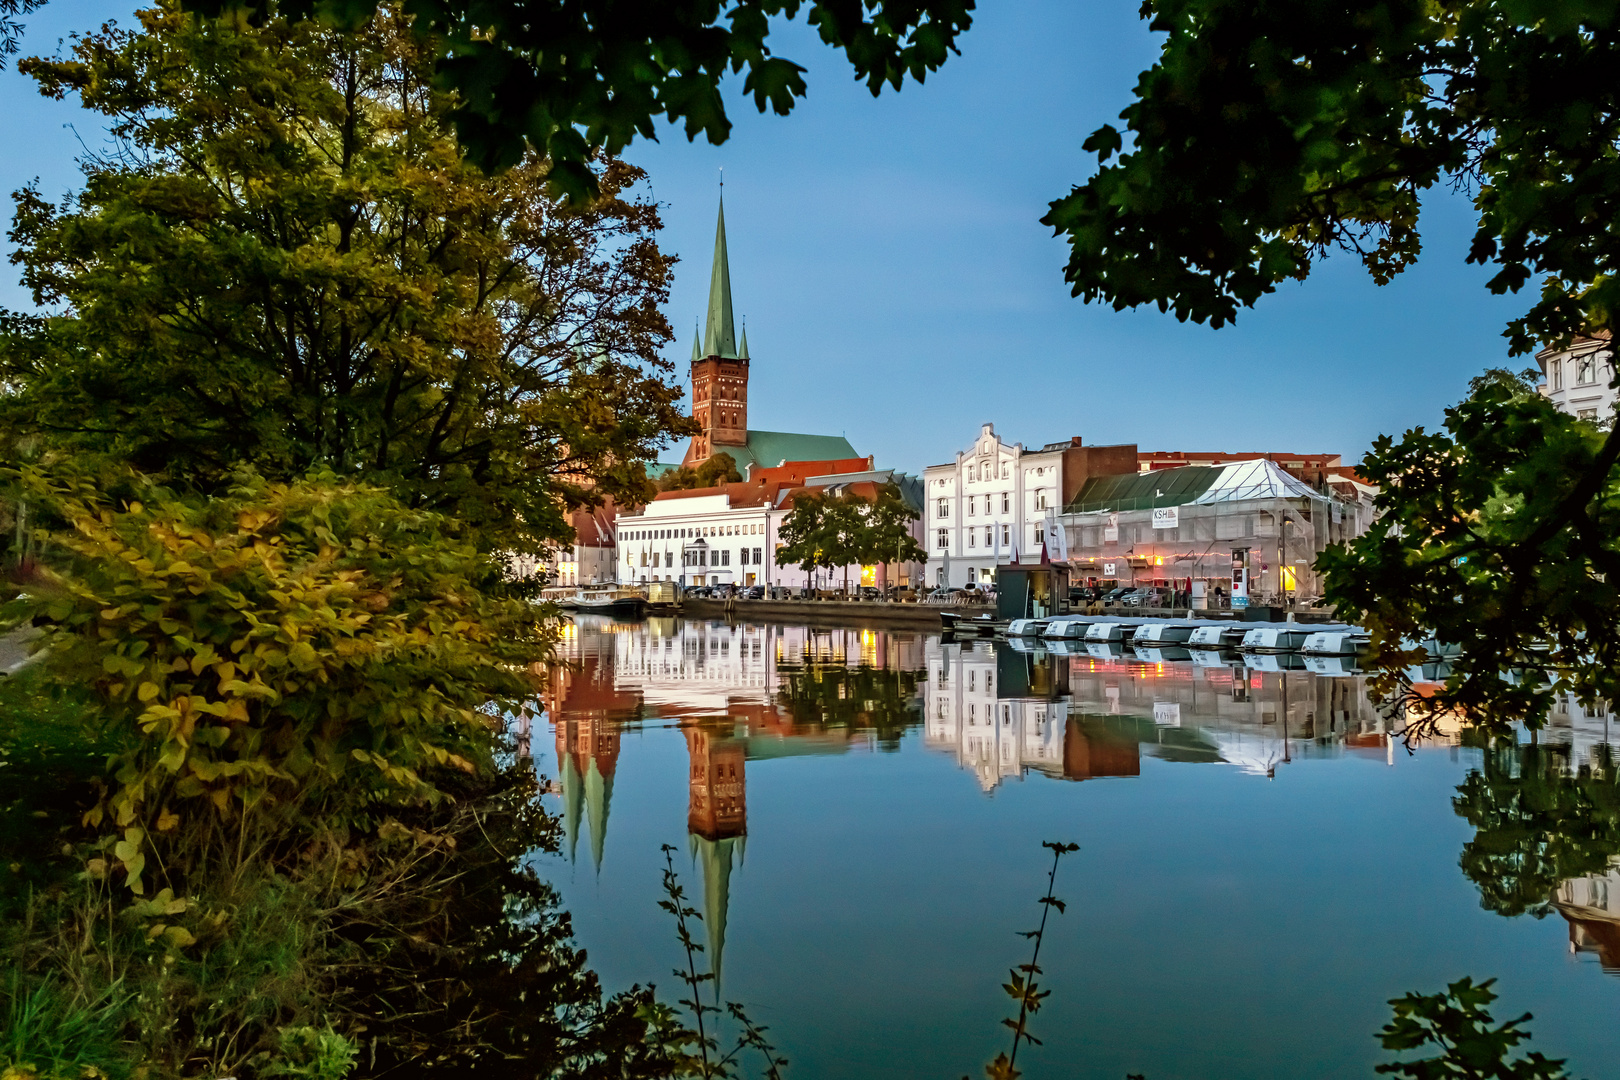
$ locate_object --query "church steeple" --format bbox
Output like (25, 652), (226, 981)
(691, 320), (702, 362)
(702, 195), (739, 360)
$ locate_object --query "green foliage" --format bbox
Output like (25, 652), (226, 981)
(1318, 376), (1620, 732)
(170, 0), (975, 198)
(656, 844), (786, 1080)
(1045, 0), (1620, 356)
(657, 452), (744, 492)
(1377, 977), (1574, 1080)
(0, 972), (126, 1080)
(773, 483), (923, 588)
(1453, 741), (1620, 919)
(3, 3), (687, 556)
(2, 464), (547, 889)
(264, 1027), (357, 1080)
(974, 841), (1078, 1080)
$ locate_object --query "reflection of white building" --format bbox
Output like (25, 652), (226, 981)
(1555, 857), (1620, 972)
(1544, 692), (1614, 774)
(922, 637), (1387, 788)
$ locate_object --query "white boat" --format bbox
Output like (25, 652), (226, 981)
(1007, 618), (1049, 637)
(1132, 622), (1195, 645)
(1187, 624), (1247, 649)
(1084, 622), (1132, 643)
(1301, 630), (1367, 656)
(1239, 626), (1312, 652)
(543, 585), (646, 615)
(1040, 618), (1089, 640)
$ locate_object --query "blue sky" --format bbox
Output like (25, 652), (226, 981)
(2, 1), (1530, 474)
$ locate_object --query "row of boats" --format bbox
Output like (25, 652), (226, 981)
(942, 612), (1369, 656)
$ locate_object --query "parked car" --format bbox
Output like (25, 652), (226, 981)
(743, 585), (765, 600)
(1101, 587), (1132, 606)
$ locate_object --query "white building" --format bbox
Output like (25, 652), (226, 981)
(921, 424), (1139, 590)
(613, 468), (926, 590)
(1539, 335), (1617, 424)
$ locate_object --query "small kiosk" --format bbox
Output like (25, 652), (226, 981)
(995, 564), (1071, 622)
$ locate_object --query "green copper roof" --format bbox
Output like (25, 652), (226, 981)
(690, 321), (702, 362)
(718, 430), (860, 474)
(702, 195), (740, 359)
(738, 323), (749, 360)
(584, 757), (613, 874)
(1065, 466), (1223, 513)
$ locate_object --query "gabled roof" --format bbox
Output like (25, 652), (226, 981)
(1066, 458), (1329, 513)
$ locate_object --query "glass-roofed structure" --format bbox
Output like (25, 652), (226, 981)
(1058, 459), (1373, 606)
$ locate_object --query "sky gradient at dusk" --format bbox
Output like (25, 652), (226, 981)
(1, 1), (1531, 474)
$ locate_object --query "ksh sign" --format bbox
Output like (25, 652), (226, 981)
(1151, 506), (1180, 530)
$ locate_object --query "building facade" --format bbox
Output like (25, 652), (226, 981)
(1539, 334), (1618, 424)
(614, 465), (925, 589)
(921, 424), (1138, 590)
(1057, 458), (1372, 605)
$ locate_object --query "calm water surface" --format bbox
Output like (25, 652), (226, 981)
(533, 616), (1619, 1079)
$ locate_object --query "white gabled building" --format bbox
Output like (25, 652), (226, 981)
(921, 424), (1139, 590)
(1539, 334), (1618, 424)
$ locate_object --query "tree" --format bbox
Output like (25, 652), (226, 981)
(1042, 0), (1620, 728)
(1, 4), (690, 557)
(166, 0), (975, 199)
(774, 488), (835, 591)
(656, 451), (743, 492)
(857, 481), (926, 591)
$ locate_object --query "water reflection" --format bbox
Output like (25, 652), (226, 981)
(1454, 738), (1620, 973)
(537, 617), (1620, 989)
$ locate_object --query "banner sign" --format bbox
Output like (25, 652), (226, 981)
(1103, 562), (1117, 577)
(1103, 525), (1119, 542)
(1152, 507), (1180, 530)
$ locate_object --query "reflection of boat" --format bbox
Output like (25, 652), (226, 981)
(1132, 622), (1195, 645)
(1133, 646), (1192, 663)
(1085, 641), (1130, 659)
(1304, 654), (1362, 676)
(1243, 651), (1308, 671)
(1240, 626), (1311, 652)
(1006, 636), (1048, 655)
(1554, 859), (1620, 974)
(1301, 630), (1367, 656)
(1188, 647), (1243, 668)
(1044, 638), (1084, 656)
(1187, 623), (1246, 649)
(544, 585), (647, 614)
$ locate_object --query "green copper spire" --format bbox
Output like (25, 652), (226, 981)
(559, 752), (583, 864)
(690, 320), (702, 363)
(702, 195), (739, 359)
(689, 832), (742, 996)
(738, 320), (749, 360)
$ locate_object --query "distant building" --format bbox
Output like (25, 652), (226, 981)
(614, 462), (925, 589)
(921, 424), (1138, 590)
(679, 195), (858, 472)
(545, 503), (618, 586)
(1057, 458), (1372, 605)
(1538, 333), (1617, 424)
(1138, 450), (1345, 488)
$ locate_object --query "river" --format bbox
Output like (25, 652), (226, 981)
(532, 615), (1619, 1079)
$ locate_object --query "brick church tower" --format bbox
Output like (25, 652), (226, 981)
(686, 195), (750, 467)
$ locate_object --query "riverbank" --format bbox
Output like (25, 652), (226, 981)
(673, 598), (1342, 627)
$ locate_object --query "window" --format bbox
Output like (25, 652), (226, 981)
(1578, 356), (1596, 385)
(1002, 464), (1009, 479)
(754, 547), (763, 563)
(937, 498), (948, 519)
(1001, 492), (1009, 513)
(1035, 526), (1045, 543)
(721, 550), (731, 566)
(1578, 408), (1599, 421)
(984, 495), (992, 514)
(1036, 492), (1048, 510)
(968, 529), (975, 548)
(968, 498), (975, 517)
(937, 529), (948, 549)
(1001, 525), (1010, 546)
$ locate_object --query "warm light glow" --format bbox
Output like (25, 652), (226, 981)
(860, 565), (878, 586)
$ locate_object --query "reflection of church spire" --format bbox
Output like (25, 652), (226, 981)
(685, 723), (748, 995)
(689, 833), (744, 992)
(585, 756), (614, 873)
(559, 751), (583, 863)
